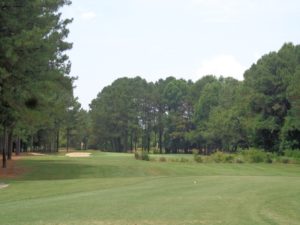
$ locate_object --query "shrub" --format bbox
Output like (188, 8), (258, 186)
(192, 149), (199, 155)
(159, 157), (167, 162)
(134, 151), (150, 161)
(170, 158), (179, 162)
(211, 151), (225, 163)
(150, 148), (161, 154)
(141, 151), (150, 161)
(265, 153), (273, 163)
(280, 157), (290, 164)
(284, 149), (300, 159)
(224, 154), (234, 163)
(242, 149), (265, 163)
(194, 154), (203, 163)
(134, 151), (139, 160)
(235, 157), (244, 163)
(180, 157), (189, 163)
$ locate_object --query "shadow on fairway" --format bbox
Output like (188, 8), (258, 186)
(19, 159), (123, 181)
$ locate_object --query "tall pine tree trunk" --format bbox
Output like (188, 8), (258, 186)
(56, 129), (59, 152)
(29, 134), (33, 152)
(159, 127), (163, 154)
(16, 137), (20, 156)
(130, 133), (133, 151)
(2, 127), (7, 168)
(66, 128), (70, 152)
(147, 132), (150, 152)
(7, 129), (13, 160)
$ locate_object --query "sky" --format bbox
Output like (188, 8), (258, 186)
(61, 0), (300, 109)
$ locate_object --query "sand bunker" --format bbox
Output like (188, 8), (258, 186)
(0, 183), (9, 189)
(65, 152), (91, 158)
(29, 152), (46, 156)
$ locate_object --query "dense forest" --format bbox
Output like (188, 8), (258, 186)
(89, 43), (300, 154)
(1, 1), (300, 169)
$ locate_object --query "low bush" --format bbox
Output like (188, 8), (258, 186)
(159, 157), (167, 162)
(194, 154), (203, 163)
(134, 151), (139, 160)
(280, 157), (290, 164)
(242, 149), (265, 163)
(284, 149), (300, 159)
(180, 157), (189, 163)
(170, 158), (179, 162)
(265, 153), (273, 163)
(134, 151), (150, 161)
(142, 151), (150, 161)
(192, 149), (199, 155)
(211, 151), (226, 163)
(151, 148), (161, 154)
(235, 157), (244, 163)
(224, 154), (234, 163)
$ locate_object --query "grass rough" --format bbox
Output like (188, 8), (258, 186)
(0, 151), (300, 225)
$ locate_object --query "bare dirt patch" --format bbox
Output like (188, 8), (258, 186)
(65, 152), (91, 158)
(0, 155), (27, 179)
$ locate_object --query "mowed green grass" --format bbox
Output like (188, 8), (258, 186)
(1, 151), (300, 225)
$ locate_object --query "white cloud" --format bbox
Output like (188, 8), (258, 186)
(80, 11), (97, 20)
(196, 55), (246, 80)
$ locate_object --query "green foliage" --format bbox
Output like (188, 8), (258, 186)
(159, 156), (167, 162)
(89, 43), (300, 154)
(265, 153), (273, 163)
(209, 151), (235, 163)
(242, 149), (265, 163)
(180, 157), (189, 163)
(211, 151), (226, 163)
(280, 157), (291, 164)
(0, 0), (75, 158)
(224, 154), (235, 163)
(244, 43), (300, 151)
(284, 149), (300, 158)
(192, 149), (199, 155)
(194, 154), (203, 163)
(134, 151), (150, 161)
(235, 157), (244, 163)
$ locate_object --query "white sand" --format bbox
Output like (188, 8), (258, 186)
(0, 183), (9, 189)
(30, 152), (46, 156)
(65, 152), (91, 157)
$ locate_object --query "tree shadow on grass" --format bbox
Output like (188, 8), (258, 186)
(18, 159), (123, 181)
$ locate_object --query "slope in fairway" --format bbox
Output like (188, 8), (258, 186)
(0, 151), (300, 225)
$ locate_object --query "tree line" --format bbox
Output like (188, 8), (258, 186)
(0, 0), (90, 168)
(1, 1), (299, 170)
(89, 43), (300, 154)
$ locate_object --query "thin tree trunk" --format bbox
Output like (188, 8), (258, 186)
(16, 137), (20, 156)
(159, 128), (163, 154)
(56, 129), (59, 152)
(147, 132), (150, 152)
(2, 127), (7, 168)
(124, 131), (128, 152)
(117, 137), (122, 152)
(66, 128), (70, 152)
(154, 130), (157, 150)
(7, 129), (13, 160)
(30, 134), (33, 152)
(130, 133), (133, 151)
